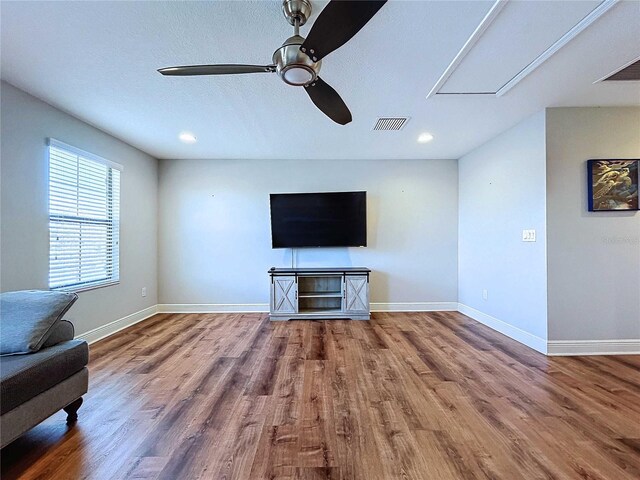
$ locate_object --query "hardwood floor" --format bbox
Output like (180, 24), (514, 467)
(2, 312), (639, 479)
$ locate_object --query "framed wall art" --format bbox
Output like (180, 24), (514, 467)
(587, 159), (639, 211)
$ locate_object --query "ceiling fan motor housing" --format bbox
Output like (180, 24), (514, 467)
(273, 35), (322, 86)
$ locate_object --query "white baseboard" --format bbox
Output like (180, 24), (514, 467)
(156, 302), (458, 314)
(547, 340), (640, 356)
(371, 302), (458, 312)
(157, 303), (269, 313)
(73, 302), (639, 357)
(75, 305), (158, 345)
(457, 303), (548, 354)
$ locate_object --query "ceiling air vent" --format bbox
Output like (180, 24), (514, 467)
(603, 58), (640, 81)
(373, 117), (409, 131)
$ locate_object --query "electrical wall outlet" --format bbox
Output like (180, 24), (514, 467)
(522, 229), (536, 242)
(482, 289), (488, 301)
(141, 287), (147, 297)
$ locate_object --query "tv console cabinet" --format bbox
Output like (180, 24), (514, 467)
(269, 267), (371, 321)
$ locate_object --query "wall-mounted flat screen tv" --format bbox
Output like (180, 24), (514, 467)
(270, 191), (367, 248)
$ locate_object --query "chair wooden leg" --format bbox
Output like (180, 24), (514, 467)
(63, 397), (83, 425)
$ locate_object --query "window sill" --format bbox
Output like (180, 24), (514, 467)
(51, 280), (120, 294)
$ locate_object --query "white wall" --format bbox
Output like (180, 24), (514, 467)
(458, 112), (548, 352)
(158, 159), (458, 308)
(546, 107), (640, 342)
(0, 82), (158, 336)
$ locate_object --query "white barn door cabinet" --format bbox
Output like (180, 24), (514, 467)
(269, 267), (371, 321)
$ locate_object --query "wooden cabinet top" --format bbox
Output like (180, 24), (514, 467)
(269, 267), (371, 275)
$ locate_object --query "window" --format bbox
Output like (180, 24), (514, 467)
(48, 139), (122, 291)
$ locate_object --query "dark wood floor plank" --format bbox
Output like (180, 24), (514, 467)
(2, 312), (639, 480)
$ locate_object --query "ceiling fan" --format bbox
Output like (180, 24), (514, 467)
(158, 0), (387, 125)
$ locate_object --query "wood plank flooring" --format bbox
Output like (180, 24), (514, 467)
(2, 312), (639, 479)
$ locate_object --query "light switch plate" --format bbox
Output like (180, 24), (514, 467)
(522, 229), (536, 242)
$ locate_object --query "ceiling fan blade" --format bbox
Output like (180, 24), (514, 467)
(158, 64), (276, 76)
(300, 0), (387, 62)
(304, 77), (352, 125)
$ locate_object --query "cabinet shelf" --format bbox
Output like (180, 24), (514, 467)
(298, 291), (342, 298)
(299, 307), (343, 313)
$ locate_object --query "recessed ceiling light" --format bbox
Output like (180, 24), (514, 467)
(417, 132), (434, 143)
(179, 132), (197, 144)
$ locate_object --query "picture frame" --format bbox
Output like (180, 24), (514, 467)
(587, 159), (639, 211)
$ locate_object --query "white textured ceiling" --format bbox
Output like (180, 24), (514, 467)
(439, 0), (603, 93)
(1, 0), (639, 160)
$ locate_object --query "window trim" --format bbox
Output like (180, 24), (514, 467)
(55, 280), (120, 294)
(48, 138), (124, 172)
(48, 138), (122, 292)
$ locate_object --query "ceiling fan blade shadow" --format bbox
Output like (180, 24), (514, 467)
(158, 64), (275, 76)
(300, 0), (387, 62)
(304, 77), (352, 125)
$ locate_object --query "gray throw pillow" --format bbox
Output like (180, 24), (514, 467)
(0, 290), (78, 355)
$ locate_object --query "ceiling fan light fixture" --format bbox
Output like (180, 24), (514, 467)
(273, 35), (320, 86)
(282, 65), (315, 86)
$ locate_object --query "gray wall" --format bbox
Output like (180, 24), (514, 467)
(546, 107), (640, 341)
(458, 112), (548, 341)
(158, 158), (458, 307)
(0, 82), (158, 336)
(3, 80), (636, 349)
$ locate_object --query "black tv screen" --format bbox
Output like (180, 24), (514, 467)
(270, 191), (367, 248)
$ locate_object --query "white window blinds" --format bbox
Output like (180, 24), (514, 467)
(48, 139), (122, 291)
